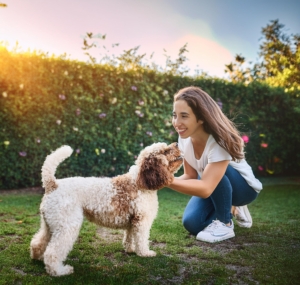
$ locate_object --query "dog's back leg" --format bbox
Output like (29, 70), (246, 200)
(43, 213), (83, 276)
(30, 215), (51, 260)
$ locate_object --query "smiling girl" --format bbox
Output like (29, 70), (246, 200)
(168, 86), (262, 243)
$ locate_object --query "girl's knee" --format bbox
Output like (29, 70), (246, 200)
(182, 214), (205, 236)
(182, 218), (197, 236)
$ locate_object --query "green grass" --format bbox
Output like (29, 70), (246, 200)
(0, 183), (300, 284)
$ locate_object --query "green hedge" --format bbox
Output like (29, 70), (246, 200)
(1, 47), (299, 189)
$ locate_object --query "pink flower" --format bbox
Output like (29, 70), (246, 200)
(76, 108), (81, 116)
(131, 86), (137, 91)
(138, 100), (144, 105)
(99, 93), (104, 97)
(36, 138), (41, 144)
(258, 166), (264, 171)
(58, 94), (66, 100)
(76, 149), (81, 154)
(261, 143), (268, 148)
(242, 135), (249, 143)
(99, 113), (107, 118)
(19, 151), (27, 157)
(146, 131), (152, 136)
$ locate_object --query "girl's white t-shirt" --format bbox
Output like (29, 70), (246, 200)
(178, 135), (263, 193)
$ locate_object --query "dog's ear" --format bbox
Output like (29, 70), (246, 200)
(136, 154), (174, 190)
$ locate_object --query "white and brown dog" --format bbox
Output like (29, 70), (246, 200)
(30, 142), (182, 276)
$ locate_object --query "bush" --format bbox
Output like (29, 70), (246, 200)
(1, 47), (299, 189)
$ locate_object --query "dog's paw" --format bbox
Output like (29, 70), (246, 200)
(47, 264), (74, 276)
(61, 265), (74, 275)
(125, 248), (135, 253)
(138, 250), (156, 257)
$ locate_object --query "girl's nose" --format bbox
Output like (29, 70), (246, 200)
(173, 117), (179, 126)
(174, 118), (182, 127)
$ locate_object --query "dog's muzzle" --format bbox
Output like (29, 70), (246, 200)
(172, 156), (183, 162)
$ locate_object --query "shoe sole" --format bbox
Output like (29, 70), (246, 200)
(196, 232), (235, 243)
(236, 206), (253, 228)
(236, 220), (252, 228)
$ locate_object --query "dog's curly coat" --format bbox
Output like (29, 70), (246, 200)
(30, 142), (182, 276)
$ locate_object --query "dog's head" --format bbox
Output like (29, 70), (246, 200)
(135, 142), (183, 190)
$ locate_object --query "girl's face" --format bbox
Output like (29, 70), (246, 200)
(172, 100), (204, 139)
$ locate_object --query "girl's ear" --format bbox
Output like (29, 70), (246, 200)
(136, 155), (173, 190)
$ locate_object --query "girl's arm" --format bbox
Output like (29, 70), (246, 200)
(175, 158), (198, 180)
(168, 159), (229, 198)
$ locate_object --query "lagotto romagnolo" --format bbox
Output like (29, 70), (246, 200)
(30, 142), (183, 276)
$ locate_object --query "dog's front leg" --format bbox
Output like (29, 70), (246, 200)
(132, 218), (156, 257)
(123, 228), (135, 253)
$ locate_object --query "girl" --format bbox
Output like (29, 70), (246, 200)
(168, 86), (262, 243)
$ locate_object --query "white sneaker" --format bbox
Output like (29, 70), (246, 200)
(196, 220), (235, 243)
(234, 205), (253, 228)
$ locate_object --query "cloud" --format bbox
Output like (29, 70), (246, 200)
(150, 34), (234, 77)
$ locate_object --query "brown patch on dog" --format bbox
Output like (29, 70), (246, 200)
(44, 180), (58, 194)
(136, 155), (173, 190)
(111, 173), (138, 216)
(136, 143), (182, 190)
(82, 176), (138, 227)
(130, 213), (142, 226)
(83, 208), (98, 224)
(164, 143), (183, 173)
(30, 235), (50, 260)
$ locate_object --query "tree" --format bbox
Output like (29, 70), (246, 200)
(225, 20), (300, 92)
(224, 54), (254, 84)
(81, 31), (190, 75)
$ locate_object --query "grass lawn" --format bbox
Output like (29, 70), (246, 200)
(0, 181), (300, 284)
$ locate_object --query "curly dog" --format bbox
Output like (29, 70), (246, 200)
(30, 142), (182, 276)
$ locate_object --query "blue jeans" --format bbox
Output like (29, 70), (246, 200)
(182, 165), (258, 235)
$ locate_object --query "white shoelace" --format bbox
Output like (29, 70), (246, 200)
(203, 220), (220, 232)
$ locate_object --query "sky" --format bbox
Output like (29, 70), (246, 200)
(1, 0), (300, 78)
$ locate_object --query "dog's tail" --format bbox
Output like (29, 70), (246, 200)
(41, 145), (73, 194)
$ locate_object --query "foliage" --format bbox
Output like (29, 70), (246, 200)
(256, 20), (300, 92)
(225, 20), (300, 95)
(0, 182), (300, 284)
(81, 32), (190, 75)
(0, 44), (300, 189)
(224, 54), (254, 84)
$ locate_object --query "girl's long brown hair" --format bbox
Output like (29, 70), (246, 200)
(174, 86), (244, 162)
